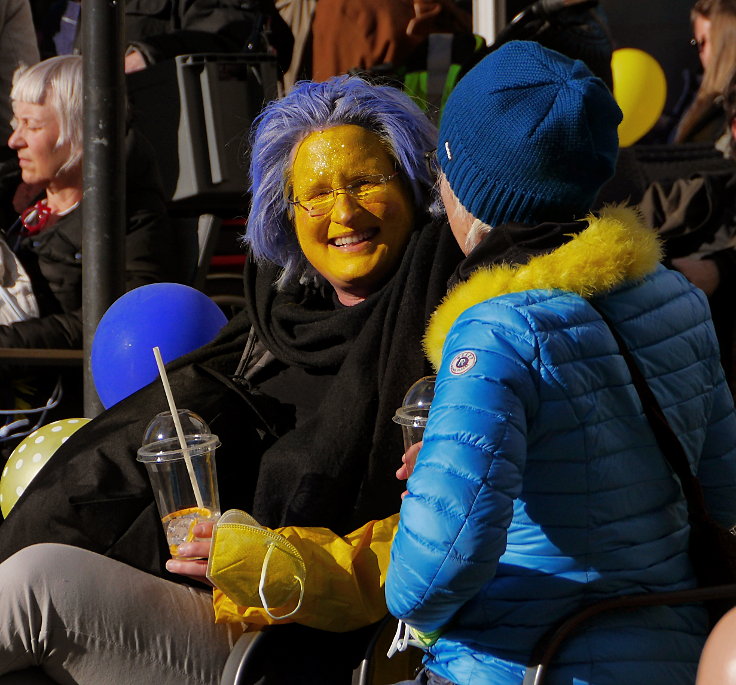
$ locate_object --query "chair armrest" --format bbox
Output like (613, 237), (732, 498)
(220, 630), (267, 685)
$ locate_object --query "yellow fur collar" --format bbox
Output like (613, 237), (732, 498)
(424, 205), (662, 370)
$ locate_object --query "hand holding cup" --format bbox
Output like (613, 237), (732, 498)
(166, 520), (216, 585)
(396, 440), (423, 499)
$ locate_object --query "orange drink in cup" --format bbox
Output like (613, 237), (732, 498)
(137, 433), (221, 559)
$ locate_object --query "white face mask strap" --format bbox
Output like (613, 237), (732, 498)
(387, 620), (412, 658)
(258, 542), (305, 620)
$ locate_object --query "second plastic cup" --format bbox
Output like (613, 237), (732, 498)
(137, 433), (221, 559)
(392, 375), (435, 477)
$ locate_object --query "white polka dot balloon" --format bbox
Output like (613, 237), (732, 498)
(0, 418), (90, 517)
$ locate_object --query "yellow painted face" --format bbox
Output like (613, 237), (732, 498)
(290, 124), (414, 305)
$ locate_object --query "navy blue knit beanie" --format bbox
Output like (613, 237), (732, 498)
(438, 40), (622, 227)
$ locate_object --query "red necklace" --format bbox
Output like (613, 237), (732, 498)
(21, 200), (53, 234)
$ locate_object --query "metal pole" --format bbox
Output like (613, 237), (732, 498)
(473, 0), (506, 43)
(81, 0), (125, 417)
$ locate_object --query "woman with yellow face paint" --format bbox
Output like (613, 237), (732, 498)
(290, 124), (415, 305)
(0, 76), (463, 684)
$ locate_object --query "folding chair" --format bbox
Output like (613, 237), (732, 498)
(220, 616), (422, 685)
(523, 584), (736, 685)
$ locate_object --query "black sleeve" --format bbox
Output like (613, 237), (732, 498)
(123, 127), (176, 287)
(129, 0), (293, 73)
(0, 309), (83, 350)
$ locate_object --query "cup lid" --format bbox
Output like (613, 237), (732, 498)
(141, 409), (211, 448)
(401, 375), (435, 409)
(392, 407), (429, 427)
(136, 433), (221, 462)
(393, 375), (435, 425)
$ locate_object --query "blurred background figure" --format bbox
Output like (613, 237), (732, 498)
(489, 0), (613, 89)
(674, 0), (736, 147)
(0, 0), (39, 162)
(1, 55), (172, 351)
(638, 67), (736, 391)
(34, 0), (293, 76)
(310, 0), (472, 83)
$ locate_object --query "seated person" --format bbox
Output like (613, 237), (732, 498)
(0, 54), (173, 351)
(0, 74), (462, 684)
(385, 41), (736, 685)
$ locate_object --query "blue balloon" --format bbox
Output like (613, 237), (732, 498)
(91, 283), (228, 408)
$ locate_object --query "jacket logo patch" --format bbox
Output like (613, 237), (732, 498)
(450, 351), (476, 375)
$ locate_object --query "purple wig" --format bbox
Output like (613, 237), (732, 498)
(244, 75), (438, 289)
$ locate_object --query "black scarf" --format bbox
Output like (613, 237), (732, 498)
(246, 219), (463, 533)
(449, 219), (588, 287)
(0, 218), (461, 575)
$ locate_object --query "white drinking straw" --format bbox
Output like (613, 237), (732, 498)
(152, 346), (204, 509)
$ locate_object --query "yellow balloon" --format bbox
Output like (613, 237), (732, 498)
(611, 48), (667, 147)
(0, 418), (90, 517)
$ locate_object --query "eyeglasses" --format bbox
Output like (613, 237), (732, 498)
(289, 172), (398, 218)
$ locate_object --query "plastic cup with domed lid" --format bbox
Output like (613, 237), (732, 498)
(137, 409), (221, 559)
(392, 375), (435, 475)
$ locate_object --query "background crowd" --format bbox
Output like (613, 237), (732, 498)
(0, 2), (735, 685)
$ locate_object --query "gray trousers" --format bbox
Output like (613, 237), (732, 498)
(0, 544), (243, 685)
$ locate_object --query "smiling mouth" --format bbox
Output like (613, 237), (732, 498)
(331, 228), (378, 248)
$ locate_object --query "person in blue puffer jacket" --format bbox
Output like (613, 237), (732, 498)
(385, 40), (736, 685)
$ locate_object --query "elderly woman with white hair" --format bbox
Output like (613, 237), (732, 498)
(0, 54), (171, 350)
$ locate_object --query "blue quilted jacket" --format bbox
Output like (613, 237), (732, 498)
(385, 207), (736, 685)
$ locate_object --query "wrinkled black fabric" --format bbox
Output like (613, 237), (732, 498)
(245, 219), (462, 532)
(0, 218), (461, 564)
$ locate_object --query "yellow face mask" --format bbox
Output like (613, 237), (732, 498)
(290, 124), (414, 306)
(207, 510), (306, 620)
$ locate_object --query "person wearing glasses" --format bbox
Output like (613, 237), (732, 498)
(675, 0), (736, 146)
(0, 74), (462, 684)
